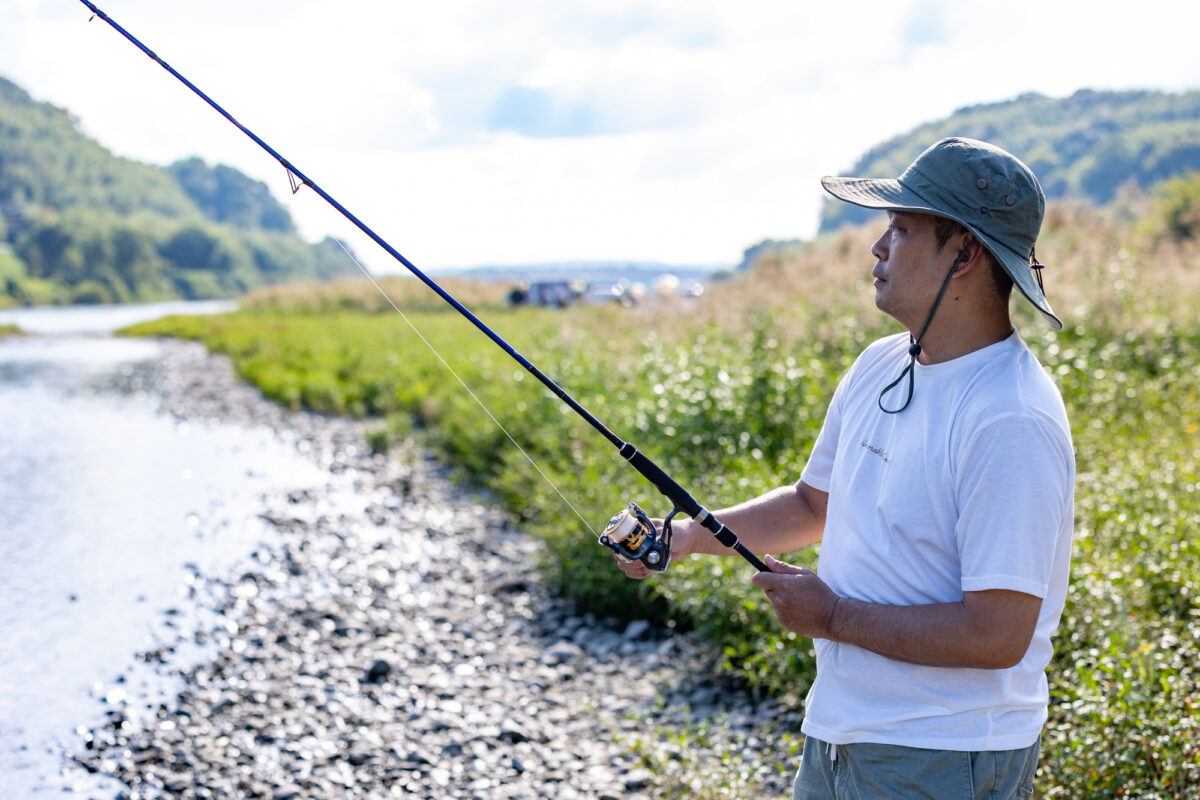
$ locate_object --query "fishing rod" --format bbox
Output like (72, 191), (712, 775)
(78, 0), (769, 574)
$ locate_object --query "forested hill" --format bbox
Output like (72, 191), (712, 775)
(0, 76), (356, 307)
(819, 88), (1200, 233)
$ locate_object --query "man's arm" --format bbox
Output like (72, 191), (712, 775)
(753, 557), (1042, 669)
(684, 479), (828, 556)
(614, 480), (828, 579)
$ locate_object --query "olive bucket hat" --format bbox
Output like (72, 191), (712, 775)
(822, 137), (1062, 330)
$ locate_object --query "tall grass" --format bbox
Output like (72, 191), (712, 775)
(238, 273), (513, 315)
(124, 193), (1200, 797)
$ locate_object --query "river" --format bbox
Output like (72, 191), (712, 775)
(0, 301), (336, 797)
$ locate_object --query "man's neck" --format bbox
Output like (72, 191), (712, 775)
(913, 313), (1014, 365)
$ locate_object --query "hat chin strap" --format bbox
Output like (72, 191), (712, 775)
(877, 248), (969, 414)
(1030, 247), (1046, 294)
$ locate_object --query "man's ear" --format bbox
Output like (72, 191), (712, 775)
(952, 234), (987, 275)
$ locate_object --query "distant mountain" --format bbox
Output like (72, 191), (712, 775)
(819, 89), (1200, 232)
(168, 157), (295, 233)
(0, 76), (356, 307)
(735, 238), (805, 272)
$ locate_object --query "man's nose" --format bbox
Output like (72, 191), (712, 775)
(870, 229), (888, 261)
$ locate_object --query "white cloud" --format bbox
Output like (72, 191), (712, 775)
(3, 0), (1199, 272)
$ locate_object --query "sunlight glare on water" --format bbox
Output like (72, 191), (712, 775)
(0, 302), (332, 797)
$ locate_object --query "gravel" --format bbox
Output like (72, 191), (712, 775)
(72, 340), (800, 799)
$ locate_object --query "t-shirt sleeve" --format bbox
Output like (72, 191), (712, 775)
(800, 372), (848, 493)
(955, 413), (1073, 598)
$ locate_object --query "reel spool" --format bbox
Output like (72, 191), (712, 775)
(598, 502), (673, 571)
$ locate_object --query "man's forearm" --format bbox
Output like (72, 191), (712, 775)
(682, 482), (825, 557)
(827, 590), (1040, 670)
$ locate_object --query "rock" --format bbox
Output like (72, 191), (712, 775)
(346, 746), (375, 766)
(498, 719), (531, 744)
(541, 641), (583, 666)
(622, 619), (652, 641)
(624, 768), (653, 790)
(363, 658), (391, 684)
(164, 777), (190, 793)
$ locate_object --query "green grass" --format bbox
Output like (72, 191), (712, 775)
(123, 195), (1200, 797)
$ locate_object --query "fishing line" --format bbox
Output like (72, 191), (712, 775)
(79, 0), (769, 573)
(329, 237), (598, 536)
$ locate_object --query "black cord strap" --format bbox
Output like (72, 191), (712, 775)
(877, 249), (969, 414)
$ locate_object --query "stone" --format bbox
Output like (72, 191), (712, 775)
(622, 619), (652, 641)
(363, 659), (391, 684)
(541, 641), (583, 666)
(624, 768), (653, 790)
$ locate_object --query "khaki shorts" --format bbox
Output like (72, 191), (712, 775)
(793, 735), (1040, 800)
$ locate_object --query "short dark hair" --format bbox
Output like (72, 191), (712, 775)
(933, 216), (1013, 301)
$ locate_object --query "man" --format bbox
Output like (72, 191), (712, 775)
(616, 138), (1075, 799)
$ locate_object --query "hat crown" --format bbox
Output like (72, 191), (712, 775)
(900, 137), (1045, 256)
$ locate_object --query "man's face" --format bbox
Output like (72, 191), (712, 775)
(869, 211), (956, 329)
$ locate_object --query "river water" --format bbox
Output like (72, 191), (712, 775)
(0, 302), (337, 797)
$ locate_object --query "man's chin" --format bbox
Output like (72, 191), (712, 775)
(874, 295), (906, 326)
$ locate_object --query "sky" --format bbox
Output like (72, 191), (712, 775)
(4, 0), (1200, 273)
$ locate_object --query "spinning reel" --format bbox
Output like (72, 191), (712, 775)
(598, 502), (677, 571)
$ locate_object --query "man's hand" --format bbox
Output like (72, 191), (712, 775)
(613, 550), (654, 579)
(752, 555), (1043, 668)
(612, 482), (828, 580)
(751, 554), (840, 639)
(612, 518), (698, 580)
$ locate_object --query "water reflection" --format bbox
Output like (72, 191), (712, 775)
(0, 302), (327, 797)
(0, 299), (236, 335)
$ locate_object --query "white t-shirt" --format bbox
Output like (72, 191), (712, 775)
(799, 331), (1074, 751)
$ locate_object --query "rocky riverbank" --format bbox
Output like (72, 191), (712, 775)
(73, 340), (801, 799)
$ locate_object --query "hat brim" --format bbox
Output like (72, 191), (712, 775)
(821, 177), (1063, 330)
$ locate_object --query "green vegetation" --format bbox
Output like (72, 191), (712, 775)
(126, 183), (1200, 797)
(0, 76), (355, 308)
(819, 89), (1200, 233)
(622, 717), (804, 799)
(1147, 170), (1200, 241)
